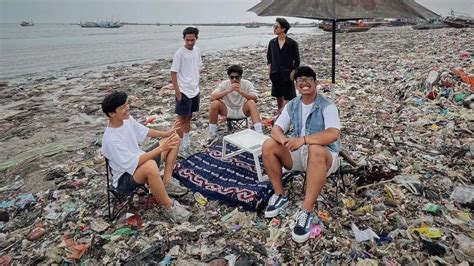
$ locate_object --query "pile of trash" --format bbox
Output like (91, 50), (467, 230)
(0, 27), (472, 264)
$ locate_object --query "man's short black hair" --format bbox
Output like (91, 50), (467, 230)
(227, 64), (243, 76)
(276, 17), (290, 34)
(294, 66), (317, 80)
(102, 91), (127, 117)
(183, 27), (199, 38)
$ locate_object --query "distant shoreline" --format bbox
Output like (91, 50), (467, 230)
(0, 24), (317, 81)
(70, 22), (320, 28)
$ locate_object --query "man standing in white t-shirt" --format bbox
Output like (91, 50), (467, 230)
(101, 91), (190, 223)
(206, 64), (263, 145)
(262, 66), (342, 243)
(170, 27), (202, 155)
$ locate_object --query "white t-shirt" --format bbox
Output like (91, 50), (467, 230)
(212, 79), (257, 110)
(101, 116), (149, 187)
(275, 101), (340, 135)
(170, 46), (202, 98)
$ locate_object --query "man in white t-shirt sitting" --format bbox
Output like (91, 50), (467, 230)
(262, 66), (342, 243)
(206, 64), (263, 145)
(101, 91), (190, 223)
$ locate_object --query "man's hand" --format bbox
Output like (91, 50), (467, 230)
(175, 91), (182, 102)
(280, 136), (290, 146)
(159, 133), (180, 151)
(231, 83), (241, 93)
(290, 70), (295, 81)
(167, 121), (181, 137)
(284, 137), (304, 152)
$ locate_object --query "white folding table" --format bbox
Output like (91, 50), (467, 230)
(221, 129), (270, 182)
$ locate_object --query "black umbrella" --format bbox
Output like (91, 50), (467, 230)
(248, 0), (439, 83)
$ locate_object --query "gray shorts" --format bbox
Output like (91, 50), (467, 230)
(226, 106), (246, 119)
(288, 145), (339, 176)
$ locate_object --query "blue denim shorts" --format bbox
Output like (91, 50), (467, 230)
(116, 156), (161, 195)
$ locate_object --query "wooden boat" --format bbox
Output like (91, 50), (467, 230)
(244, 23), (260, 28)
(79, 21), (122, 28)
(443, 17), (474, 28)
(412, 21), (446, 30)
(443, 10), (474, 28)
(320, 23), (371, 33)
(20, 20), (34, 27)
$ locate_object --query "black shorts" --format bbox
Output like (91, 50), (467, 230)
(175, 93), (200, 116)
(116, 156), (161, 196)
(270, 72), (296, 100)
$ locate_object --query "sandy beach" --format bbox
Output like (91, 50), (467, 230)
(0, 26), (472, 264)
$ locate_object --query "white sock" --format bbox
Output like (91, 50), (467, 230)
(180, 139), (187, 150)
(183, 133), (190, 146)
(254, 123), (263, 133)
(209, 124), (217, 136)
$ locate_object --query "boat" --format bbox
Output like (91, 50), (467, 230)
(244, 22), (260, 28)
(443, 12), (474, 28)
(388, 19), (416, 27)
(80, 21), (99, 28)
(20, 20), (34, 27)
(443, 18), (471, 28)
(79, 21), (122, 28)
(412, 20), (446, 30)
(361, 19), (389, 28)
(320, 22), (371, 33)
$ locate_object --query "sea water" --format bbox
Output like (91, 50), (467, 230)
(0, 23), (319, 80)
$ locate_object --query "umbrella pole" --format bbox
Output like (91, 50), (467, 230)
(330, 19), (337, 99)
(332, 19), (336, 84)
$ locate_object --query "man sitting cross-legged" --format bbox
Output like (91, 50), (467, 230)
(101, 91), (190, 223)
(206, 64), (263, 145)
(262, 66), (342, 243)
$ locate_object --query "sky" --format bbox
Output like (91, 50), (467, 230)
(0, 0), (473, 24)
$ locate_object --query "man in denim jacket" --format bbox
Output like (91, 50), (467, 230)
(262, 66), (341, 243)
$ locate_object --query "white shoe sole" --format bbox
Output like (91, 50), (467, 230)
(264, 202), (288, 218)
(291, 231), (310, 243)
(167, 190), (188, 197)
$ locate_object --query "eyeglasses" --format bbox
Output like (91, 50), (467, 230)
(296, 77), (315, 84)
(229, 75), (241, 80)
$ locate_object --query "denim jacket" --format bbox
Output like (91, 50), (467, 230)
(286, 94), (341, 153)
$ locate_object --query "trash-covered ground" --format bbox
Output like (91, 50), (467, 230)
(0, 27), (472, 264)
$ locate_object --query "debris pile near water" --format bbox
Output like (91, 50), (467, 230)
(0, 27), (472, 264)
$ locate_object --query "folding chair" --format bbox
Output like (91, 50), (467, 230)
(104, 158), (150, 221)
(226, 117), (250, 133)
(327, 156), (346, 201)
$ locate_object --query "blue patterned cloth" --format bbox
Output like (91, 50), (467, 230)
(172, 144), (297, 211)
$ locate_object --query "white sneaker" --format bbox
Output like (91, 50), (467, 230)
(291, 209), (317, 243)
(203, 135), (219, 147)
(163, 200), (191, 223)
(264, 194), (289, 218)
(178, 145), (193, 158)
(165, 179), (188, 196)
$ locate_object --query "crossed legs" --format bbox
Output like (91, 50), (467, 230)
(133, 160), (173, 208)
(131, 137), (179, 208)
